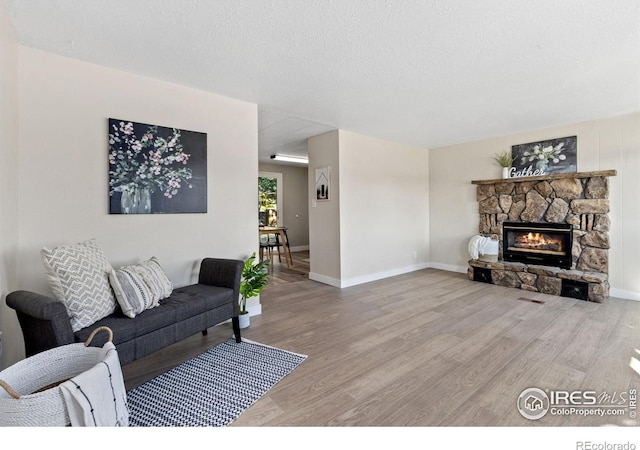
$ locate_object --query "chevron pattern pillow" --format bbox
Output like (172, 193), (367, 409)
(41, 239), (117, 332)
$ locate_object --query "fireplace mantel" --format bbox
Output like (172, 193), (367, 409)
(468, 169), (617, 302)
(471, 169), (616, 185)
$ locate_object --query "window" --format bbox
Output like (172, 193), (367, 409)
(258, 172), (282, 226)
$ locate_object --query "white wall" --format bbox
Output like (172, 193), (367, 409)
(429, 112), (640, 299)
(0, 1), (20, 369)
(6, 47), (259, 363)
(339, 131), (429, 286)
(308, 130), (430, 288)
(308, 131), (341, 284)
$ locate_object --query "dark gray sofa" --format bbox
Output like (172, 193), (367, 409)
(6, 257), (244, 366)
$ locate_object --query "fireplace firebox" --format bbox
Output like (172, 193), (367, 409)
(502, 222), (573, 269)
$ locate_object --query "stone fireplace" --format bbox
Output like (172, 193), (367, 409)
(468, 170), (616, 302)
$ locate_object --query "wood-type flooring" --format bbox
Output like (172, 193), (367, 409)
(122, 251), (640, 427)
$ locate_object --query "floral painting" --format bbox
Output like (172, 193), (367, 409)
(108, 118), (207, 214)
(510, 136), (577, 177)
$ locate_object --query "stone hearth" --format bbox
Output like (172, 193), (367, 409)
(468, 170), (616, 302)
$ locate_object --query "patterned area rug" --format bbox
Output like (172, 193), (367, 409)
(126, 338), (307, 426)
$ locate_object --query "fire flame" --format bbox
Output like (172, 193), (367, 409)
(517, 232), (563, 251)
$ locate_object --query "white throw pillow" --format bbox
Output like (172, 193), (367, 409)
(109, 265), (156, 318)
(135, 257), (173, 305)
(41, 239), (117, 332)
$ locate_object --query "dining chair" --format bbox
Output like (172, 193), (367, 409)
(260, 233), (281, 269)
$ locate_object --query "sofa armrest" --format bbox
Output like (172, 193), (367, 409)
(6, 290), (75, 356)
(198, 258), (243, 311)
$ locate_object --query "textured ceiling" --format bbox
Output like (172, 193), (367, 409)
(3, 0), (639, 164)
(259, 110), (335, 163)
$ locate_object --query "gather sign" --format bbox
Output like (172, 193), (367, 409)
(508, 165), (546, 178)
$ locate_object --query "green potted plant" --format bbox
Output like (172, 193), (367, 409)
(493, 150), (513, 179)
(238, 252), (270, 329)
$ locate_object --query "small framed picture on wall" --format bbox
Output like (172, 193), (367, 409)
(315, 166), (330, 201)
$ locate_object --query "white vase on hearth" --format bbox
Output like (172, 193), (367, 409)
(502, 167), (510, 179)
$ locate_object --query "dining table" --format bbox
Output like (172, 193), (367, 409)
(259, 226), (293, 267)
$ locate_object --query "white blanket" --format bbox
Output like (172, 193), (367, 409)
(60, 342), (129, 426)
(468, 235), (498, 260)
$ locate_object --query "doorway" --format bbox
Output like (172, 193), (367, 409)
(258, 171), (282, 226)
(257, 169), (310, 284)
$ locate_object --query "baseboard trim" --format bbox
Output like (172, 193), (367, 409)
(247, 304), (262, 317)
(429, 262), (468, 274)
(308, 272), (342, 288)
(309, 263), (430, 289)
(340, 263), (430, 288)
(290, 245), (309, 252)
(610, 288), (640, 302)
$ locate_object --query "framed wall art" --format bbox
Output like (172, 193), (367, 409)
(510, 135), (577, 177)
(315, 166), (330, 201)
(108, 118), (207, 214)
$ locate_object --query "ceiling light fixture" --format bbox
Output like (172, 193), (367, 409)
(270, 154), (308, 164)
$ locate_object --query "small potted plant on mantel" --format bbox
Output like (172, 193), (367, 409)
(238, 252), (270, 329)
(493, 150), (513, 179)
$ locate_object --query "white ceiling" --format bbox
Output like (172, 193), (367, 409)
(3, 0), (639, 165)
(258, 110), (335, 163)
